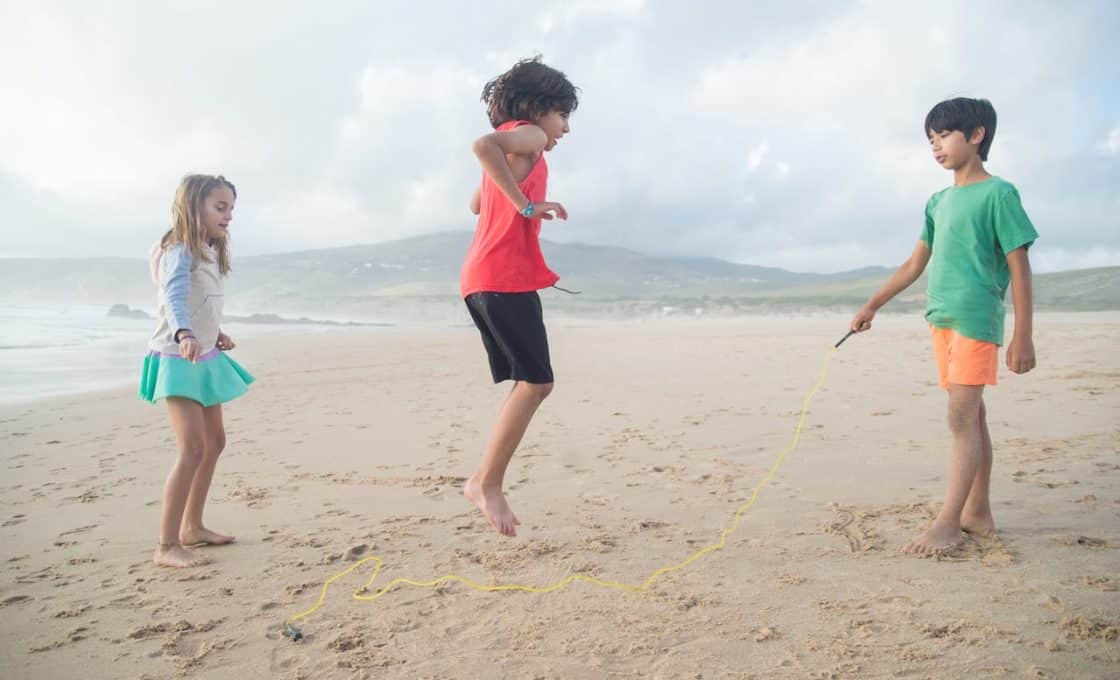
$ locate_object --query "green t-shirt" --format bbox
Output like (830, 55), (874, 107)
(920, 176), (1038, 345)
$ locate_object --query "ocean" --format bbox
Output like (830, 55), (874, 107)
(0, 304), (363, 404)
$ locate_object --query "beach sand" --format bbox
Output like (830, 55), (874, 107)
(1, 313), (1117, 678)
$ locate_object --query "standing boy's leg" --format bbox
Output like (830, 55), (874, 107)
(961, 399), (996, 536)
(903, 384), (985, 554)
(465, 380), (553, 537)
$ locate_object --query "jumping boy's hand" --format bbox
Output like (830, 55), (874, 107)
(530, 201), (567, 221)
(179, 336), (201, 362)
(850, 305), (876, 333)
(1005, 335), (1036, 374)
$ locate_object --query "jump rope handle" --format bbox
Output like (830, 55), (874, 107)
(834, 329), (856, 348)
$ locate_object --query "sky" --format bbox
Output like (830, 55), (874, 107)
(2, 0), (1118, 273)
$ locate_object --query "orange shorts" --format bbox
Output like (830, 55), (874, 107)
(930, 325), (998, 390)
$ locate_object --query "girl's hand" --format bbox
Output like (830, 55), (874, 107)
(179, 336), (201, 362)
(850, 306), (876, 333)
(217, 331), (236, 351)
(530, 201), (568, 221)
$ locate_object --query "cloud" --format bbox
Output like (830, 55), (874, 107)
(1, 1), (1117, 272)
(1100, 124), (1120, 154)
(747, 140), (769, 172)
(536, 0), (644, 34)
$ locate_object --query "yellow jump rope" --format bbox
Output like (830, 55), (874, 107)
(282, 331), (856, 641)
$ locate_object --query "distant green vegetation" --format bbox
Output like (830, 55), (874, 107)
(1, 232), (1115, 317)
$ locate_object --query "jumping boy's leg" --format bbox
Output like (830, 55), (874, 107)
(903, 384), (984, 555)
(155, 397), (211, 567)
(961, 399), (996, 536)
(464, 380), (553, 537)
(180, 404), (235, 546)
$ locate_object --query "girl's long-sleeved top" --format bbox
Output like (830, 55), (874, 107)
(148, 243), (224, 355)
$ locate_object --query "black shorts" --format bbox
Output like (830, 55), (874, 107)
(464, 291), (554, 384)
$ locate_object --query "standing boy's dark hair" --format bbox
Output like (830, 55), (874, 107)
(924, 97), (997, 161)
(481, 56), (579, 129)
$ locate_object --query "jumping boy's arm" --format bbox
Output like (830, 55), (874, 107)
(1005, 246), (1035, 374)
(471, 126), (567, 220)
(850, 241), (931, 332)
(470, 185), (481, 215)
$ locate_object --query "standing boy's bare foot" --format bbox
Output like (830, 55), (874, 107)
(180, 527), (236, 546)
(153, 544), (211, 568)
(901, 521), (965, 556)
(960, 512), (997, 538)
(463, 477), (520, 537)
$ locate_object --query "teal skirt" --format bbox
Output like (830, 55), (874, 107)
(139, 349), (254, 407)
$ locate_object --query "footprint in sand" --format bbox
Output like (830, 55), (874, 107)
(1078, 576), (1118, 591)
(345, 544), (370, 561)
(57, 523), (99, 537)
(1056, 535), (1107, 548)
(2, 594), (33, 607)
(52, 605), (90, 619)
(824, 504), (886, 553)
(1058, 615), (1119, 641)
(29, 626), (89, 653)
(421, 484), (449, 499)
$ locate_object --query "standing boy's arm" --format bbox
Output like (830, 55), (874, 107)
(850, 241), (931, 332)
(471, 126), (567, 220)
(1005, 246), (1036, 374)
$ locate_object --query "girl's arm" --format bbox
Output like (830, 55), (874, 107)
(851, 241), (931, 332)
(160, 245), (193, 340)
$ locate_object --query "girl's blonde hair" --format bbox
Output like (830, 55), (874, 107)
(159, 174), (237, 275)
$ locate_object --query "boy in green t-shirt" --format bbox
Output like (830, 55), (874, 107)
(850, 97), (1039, 555)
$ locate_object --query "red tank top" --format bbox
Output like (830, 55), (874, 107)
(460, 120), (559, 298)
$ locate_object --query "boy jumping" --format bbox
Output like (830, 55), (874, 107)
(460, 57), (578, 537)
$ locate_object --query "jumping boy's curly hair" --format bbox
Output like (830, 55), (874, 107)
(481, 56), (579, 129)
(925, 97), (998, 161)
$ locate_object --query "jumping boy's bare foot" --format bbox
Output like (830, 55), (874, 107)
(464, 477), (520, 537)
(153, 543), (211, 568)
(901, 521), (965, 556)
(960, 511), (997, 538)
(180, 527), (236, 546)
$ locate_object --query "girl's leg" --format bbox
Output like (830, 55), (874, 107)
(181, 403), (234, 545)
(155, 397), (210, 567)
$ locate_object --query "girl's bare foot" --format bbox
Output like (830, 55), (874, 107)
(901, 520), (965, 556)
(153, 543), (211, 568)
(180, 527), (236, 546)
(463, 477), (520, 537)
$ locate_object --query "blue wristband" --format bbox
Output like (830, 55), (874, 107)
(520, 202), (534, 218)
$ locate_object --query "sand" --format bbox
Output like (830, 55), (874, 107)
(1, 312), (1117, 679)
